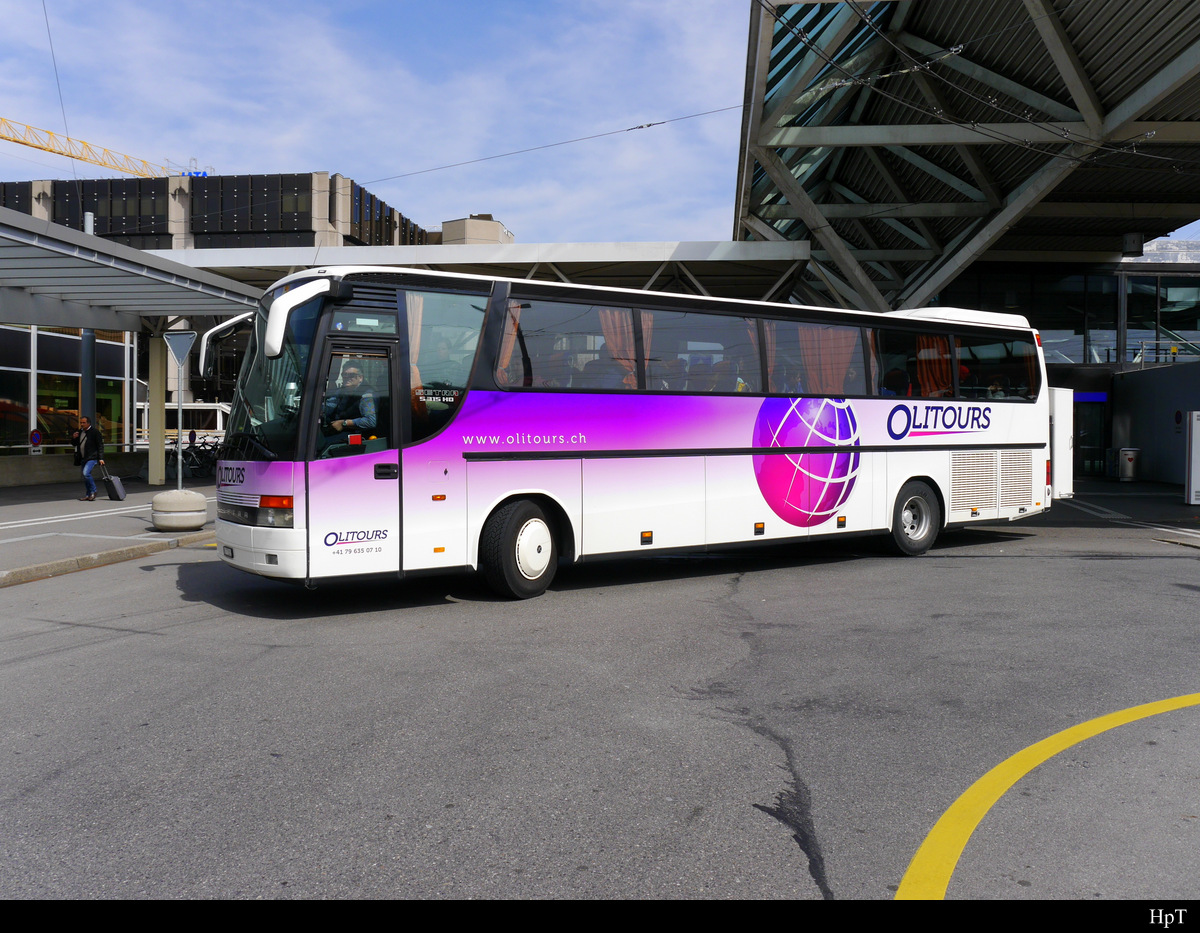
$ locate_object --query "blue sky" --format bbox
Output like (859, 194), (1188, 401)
(5, 1), (1198, 246)
(0, 0), (748, 242)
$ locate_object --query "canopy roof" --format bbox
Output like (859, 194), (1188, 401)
(0, 205), (261, 331)
(735, 0), (1200, 310)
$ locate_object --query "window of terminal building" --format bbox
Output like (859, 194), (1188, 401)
(35, 374), (79, 448)
(1159, 277), (1200, 359)
(0, 369), (30, 454)
(1127, 275), (1161, 365)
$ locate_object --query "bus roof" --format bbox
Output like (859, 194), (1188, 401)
(267, 265), (1035, 332)
(884, 306), (1033, 329)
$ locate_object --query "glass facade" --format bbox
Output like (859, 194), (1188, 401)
(0, 327), (132, 456)
(940, 263), (1200, 477)
(940, 266), (1200, 366)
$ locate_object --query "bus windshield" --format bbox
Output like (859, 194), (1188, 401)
(223, 294), (321, 462)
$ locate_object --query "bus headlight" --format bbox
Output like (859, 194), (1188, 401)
(258, 507), (294, 528)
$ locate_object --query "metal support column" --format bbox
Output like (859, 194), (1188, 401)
(148, 336), (167, 486)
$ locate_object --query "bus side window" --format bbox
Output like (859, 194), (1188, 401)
(407, 289), (487, 441)
(642, 310), (760, 393)
(498, 299), (638, 392)
(957, 333), (1041, 400)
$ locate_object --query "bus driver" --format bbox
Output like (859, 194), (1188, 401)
(322, 362), (376, 442)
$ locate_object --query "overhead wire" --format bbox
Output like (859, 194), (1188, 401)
(12, 0), (1200, 242)
(2, 103), (746, 241)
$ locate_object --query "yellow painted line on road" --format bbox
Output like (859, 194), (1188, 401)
(895, 691), (1200, 900)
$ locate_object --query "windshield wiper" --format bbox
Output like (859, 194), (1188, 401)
(222, 430), (277, 461)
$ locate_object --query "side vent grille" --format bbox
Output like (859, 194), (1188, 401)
(1000, 449), (1033, 508)
(951, 450), (998, 511)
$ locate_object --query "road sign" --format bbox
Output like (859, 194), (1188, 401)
(29, 430), (42, 447)
(165, 331), (197, 366)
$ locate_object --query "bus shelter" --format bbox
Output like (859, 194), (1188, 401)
(0, 205), (261, 485)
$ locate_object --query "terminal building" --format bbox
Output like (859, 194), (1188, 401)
(3, 0), (1200, 484)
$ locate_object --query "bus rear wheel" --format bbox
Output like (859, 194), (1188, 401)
(891, 481), (940, 556)
(480, 500), (557, 599)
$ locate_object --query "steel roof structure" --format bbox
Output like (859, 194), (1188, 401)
(0, 205), (261, 331)
(735, 0), (1200, 311)
(145, 240), (811, 303)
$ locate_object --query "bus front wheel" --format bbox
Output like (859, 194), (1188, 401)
(891, 481), (940, 556)
(480, 500), (557, 599)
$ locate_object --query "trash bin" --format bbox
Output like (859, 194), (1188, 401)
(1119, 447), (1140, 482)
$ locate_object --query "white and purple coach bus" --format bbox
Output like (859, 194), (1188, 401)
(216, 267), (1050, 598)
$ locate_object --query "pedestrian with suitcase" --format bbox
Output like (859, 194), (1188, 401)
(72, 415), (104, 502)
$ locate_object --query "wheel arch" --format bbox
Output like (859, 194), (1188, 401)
(472, 491), (577, 568)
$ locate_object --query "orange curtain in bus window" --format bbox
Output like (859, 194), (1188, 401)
(638, 311), (656, 388)
(406, 292), (426, 417)
(798, 323), (858, 395)
(864, 328), (879, 392)
(598, 308), (637, 389)
(495, 300), (522, 386)
(915, 334), (952, 397)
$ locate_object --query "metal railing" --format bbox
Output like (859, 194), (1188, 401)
(1133, 340), (1200, 368)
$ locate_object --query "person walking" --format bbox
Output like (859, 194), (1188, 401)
(73, 416), (105, 501)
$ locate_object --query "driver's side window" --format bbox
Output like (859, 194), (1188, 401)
(314, 350), (392, 458)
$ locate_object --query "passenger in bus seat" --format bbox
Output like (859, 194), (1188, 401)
(534, 351), (573, 388)
(713, 360), (739, 392)
(881, 368), (911, 396)
(688, 360), (714, 392)
(581, 345), (624, 389)
(418, 338), (459, 386)
(662, 358), (688, 390)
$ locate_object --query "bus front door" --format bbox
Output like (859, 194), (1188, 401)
(306, 345), (402, 580)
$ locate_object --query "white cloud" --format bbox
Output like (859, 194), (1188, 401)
(0, 0), (747, 241)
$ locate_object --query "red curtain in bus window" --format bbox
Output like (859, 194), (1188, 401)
(495, 300), (521, 386)
(798, 323), (857, 395)
(915, 334), (952, 397)
(598, 308), (637, 389)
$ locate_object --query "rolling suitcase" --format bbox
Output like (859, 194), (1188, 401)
(99, 463), (126, 502)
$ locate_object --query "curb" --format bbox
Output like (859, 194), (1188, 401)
(0, 529), (217, 588)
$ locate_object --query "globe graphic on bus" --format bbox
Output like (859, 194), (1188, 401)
(752, 397), (860, 527)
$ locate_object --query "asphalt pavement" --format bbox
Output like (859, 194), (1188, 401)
(1, 473), (1198, 898)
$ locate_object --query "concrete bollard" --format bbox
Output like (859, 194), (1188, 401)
(151, 488), (209, 532)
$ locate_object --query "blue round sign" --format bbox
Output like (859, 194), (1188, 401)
(29, 430), (42, 446)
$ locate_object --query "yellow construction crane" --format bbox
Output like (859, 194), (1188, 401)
(0, 117), (168, 178)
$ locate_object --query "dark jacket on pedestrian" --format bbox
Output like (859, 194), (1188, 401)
(77, 423), (104, 464)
